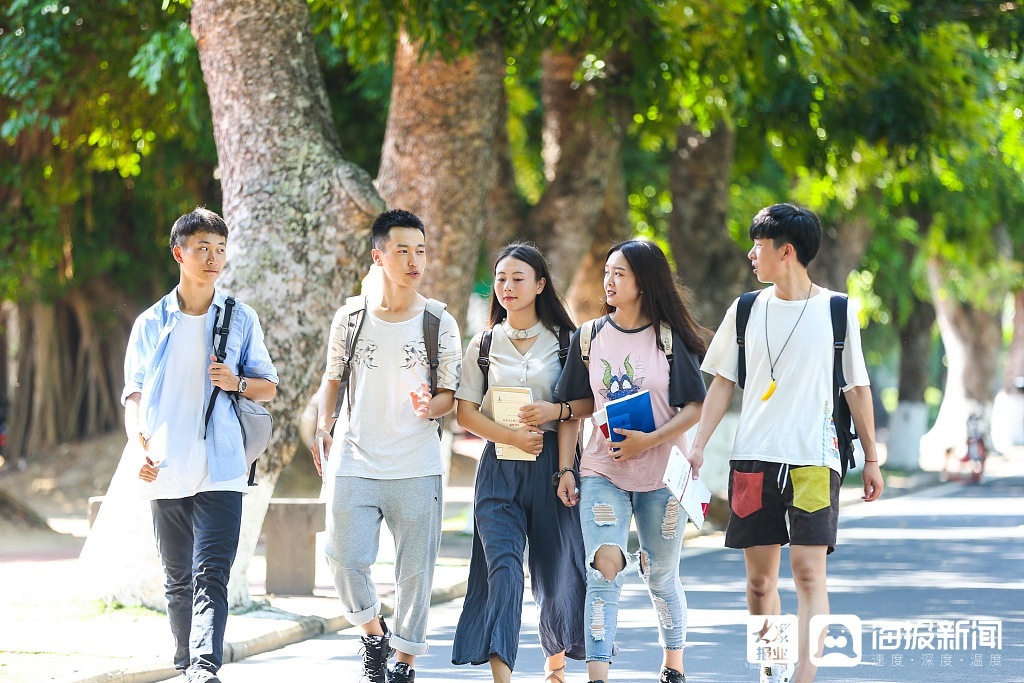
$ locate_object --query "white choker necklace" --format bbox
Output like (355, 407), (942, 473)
(503, 320), (545, 340)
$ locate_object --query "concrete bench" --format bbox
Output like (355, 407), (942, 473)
(88, 495), (326, 596)
(262, 498), (326, 596)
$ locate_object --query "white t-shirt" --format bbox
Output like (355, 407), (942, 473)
(146, 312), (248, 499)
(325, 306), (462, 479)
(701, 287), (869, 472)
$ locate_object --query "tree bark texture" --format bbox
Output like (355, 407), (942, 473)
(566, 153), (631, 323)
(190, 0), (385, 606)
(921, 258), (1003, 463)
(376, 30), (505, 328)
(897, 300), (935, 403)
(527, 51), (627, 291)
(1004, 290), (1024, 393)
(668, 122), (752, 330)
(483, 86), (527, 259)
(811, 214), (873, 292)
(885, 299), (935, 470)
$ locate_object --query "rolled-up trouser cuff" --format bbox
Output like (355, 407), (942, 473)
(345, 600), (381, 627)
(391, 633), (429, 656)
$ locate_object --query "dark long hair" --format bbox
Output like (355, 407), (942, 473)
(488, 242), (576, 334)
(602, 239), (709, 358)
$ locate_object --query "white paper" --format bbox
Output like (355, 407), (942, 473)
(663, 445), (712, 528)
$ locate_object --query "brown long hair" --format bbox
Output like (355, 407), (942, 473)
(602, 240), (708, 358)
(488, 242), (576, 334)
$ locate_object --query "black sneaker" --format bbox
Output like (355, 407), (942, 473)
(388, 662), (415, 683)
(659, 667), (685, 683)
(359, 617), (394, 683)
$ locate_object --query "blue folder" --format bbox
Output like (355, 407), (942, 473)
(605, 390), (655, 442)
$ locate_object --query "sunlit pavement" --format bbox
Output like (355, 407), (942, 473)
(213, 460), (1024, 683)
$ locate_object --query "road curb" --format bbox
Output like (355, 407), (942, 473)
(61, 579), (470, 683)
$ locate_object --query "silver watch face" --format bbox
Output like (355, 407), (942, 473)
(238, 378), (247, 394)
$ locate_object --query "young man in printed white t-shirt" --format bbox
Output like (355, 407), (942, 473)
(311, 209), (462, 683)
(686, 204), (883, 683)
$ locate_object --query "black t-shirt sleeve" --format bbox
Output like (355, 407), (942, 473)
(553, 328), (593, 402)
(669, 329), (708, 408)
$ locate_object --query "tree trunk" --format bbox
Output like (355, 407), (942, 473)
(993, 289), (1024, 449)
(527, 51), (627, 291)
(483, 86), (527, 258)
(812, 215), (873, 291)
(668, 122), (751, 330)
(566, 153), (630, 323)
(886, 300), (935, 470)
(376, 30), (505, 328)
(188, 0), (385, 607)
(921, 258), (1004, 468)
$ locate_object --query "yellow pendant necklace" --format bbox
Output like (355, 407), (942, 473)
(761, 283), (813, 400)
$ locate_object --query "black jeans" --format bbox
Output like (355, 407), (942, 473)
(152, 491), (243, 676)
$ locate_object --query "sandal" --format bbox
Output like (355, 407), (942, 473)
(544, 665), (566, 683)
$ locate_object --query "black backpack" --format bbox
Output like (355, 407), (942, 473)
(735, 290), (858, 479)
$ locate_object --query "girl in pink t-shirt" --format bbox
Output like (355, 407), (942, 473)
(554, 240), (707, 683)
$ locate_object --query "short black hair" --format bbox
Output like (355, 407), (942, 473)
(169, 207), (228, 249)
(371, 209), (425, 250)
(748, 203), (822, 267)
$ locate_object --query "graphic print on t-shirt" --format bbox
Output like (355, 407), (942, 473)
(351, 338), (378, 370)
(600, 353), (645, 401)
(821, 401), (841, 467)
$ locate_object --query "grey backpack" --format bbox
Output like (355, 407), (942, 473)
(204, 297), (274, 486)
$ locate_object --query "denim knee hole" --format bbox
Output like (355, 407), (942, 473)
(592, 502), (616, 526)
(590, 543), (626, 582)
(661, 499), (679, 539)
(652, 595), (674, 629)
(590, 598), (607, 641)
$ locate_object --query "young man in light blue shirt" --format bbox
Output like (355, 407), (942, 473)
(123, 207), (278, 683)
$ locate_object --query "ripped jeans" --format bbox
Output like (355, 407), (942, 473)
(579, 475), (687, 662)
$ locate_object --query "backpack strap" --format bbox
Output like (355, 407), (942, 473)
(830, 294), (848, 391)
(478, 329), (494, 397)
(658, 323), (673, 363)
(331, 296), (368, 420)
(735, 290), (760, 389)
(203, 297), (236, 438)
(580, 318), (609, 369)
(829, 294), (859, 477)
(558, 325), (572, 366)
(423, 298), (446, 396)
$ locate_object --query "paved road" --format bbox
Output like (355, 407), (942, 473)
(214, 472), (1024, 682)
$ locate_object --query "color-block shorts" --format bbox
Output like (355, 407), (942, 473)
(725, 460), (841, 554)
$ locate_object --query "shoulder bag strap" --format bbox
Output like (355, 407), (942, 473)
(557, 325), (571, 366)
(478, 330), (493, 397)
(203, 297), (236, 438)
(423, 299), (445, 396)
(331, 296), (368, 419)
(735, 290), (760, 390)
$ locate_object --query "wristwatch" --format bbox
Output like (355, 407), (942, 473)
(551, 466), (575, 487)
(237, 376), (248, 395)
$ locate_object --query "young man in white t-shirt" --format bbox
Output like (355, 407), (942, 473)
(686, 204), (883, 683)
(124, 208), (279, 683)
(312, 209), (462, 683)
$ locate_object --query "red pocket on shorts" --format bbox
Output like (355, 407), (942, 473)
(730, 470), (764, 518)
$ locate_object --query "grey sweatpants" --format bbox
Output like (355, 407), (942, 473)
(324, 475), (443, 656)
